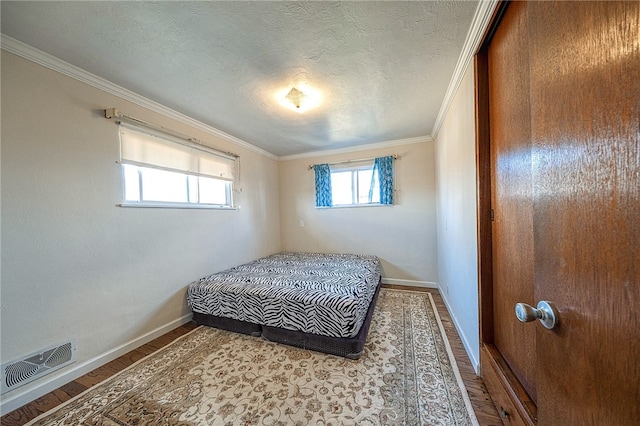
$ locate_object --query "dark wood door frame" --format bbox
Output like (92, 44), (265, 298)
(474, 2), (537, 424)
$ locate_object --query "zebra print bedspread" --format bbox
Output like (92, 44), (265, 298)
(186, 252), (381, 338)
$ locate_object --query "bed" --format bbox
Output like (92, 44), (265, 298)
(186, 252), (382, 359)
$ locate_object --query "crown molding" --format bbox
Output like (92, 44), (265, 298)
(279, 135), (433, 161)
(430, 0), (499, 139)
(0, 34), (278, 160)
(2, 0), (497, 160)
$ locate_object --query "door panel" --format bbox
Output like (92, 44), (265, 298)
(488, 0), (537, 405)
(529, 2), (640, 424)
(478, 1), (640, 424)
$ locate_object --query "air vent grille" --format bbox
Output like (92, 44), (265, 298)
(1, 339), (77, 394)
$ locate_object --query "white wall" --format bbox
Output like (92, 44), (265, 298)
(1, 41), (479, 415)
(434, 65), (480, 371)
(0, 51), (281, 411)
(279, 141), (438, 286)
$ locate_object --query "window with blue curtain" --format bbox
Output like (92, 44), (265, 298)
(313, 156), (394, 207)
(313, 164), (332, 207)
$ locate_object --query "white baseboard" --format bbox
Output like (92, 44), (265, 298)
(0, 314), (193, 415)
(439, 288), (480, 374)
(382, 277), (438, 288)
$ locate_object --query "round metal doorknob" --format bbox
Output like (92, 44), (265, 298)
(515, 303), (540, 322)
(515, 301), (559, 329)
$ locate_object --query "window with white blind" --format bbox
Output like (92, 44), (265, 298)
(118, 124), (237, 209)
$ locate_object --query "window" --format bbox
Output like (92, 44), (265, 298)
(330, 163), (380, 206)
(119, 125), (236, 208)
(122, 165), (232, 206)
(313, 156), (394, 208)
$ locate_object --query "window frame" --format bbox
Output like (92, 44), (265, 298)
(326, 162), (382, 208)
(119, 164), (235, 209)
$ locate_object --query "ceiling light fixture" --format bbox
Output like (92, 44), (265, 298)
(285, 87), (306, 109)
(277, 84), (322, 113)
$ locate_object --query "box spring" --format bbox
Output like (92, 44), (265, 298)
(192, 279), (381, 359)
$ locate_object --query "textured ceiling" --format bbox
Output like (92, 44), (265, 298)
(1, 1), (478, 157)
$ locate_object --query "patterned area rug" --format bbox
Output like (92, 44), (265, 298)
(26, 289), (478, 425)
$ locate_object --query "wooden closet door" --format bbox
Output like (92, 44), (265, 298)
(528, 2), (640, 424)
(478, 1), (639, 424)
(488, 0), (537, 409)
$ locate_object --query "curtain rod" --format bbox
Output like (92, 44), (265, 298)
(104, 108), (239, 159)
(307, 154), (398, 170)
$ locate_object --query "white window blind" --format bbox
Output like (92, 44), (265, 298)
(119, 124), (236, 182)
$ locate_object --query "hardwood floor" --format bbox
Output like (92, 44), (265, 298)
(1, 287), (501, 425)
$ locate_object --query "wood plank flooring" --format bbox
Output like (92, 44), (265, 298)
(1, 286), (501, 425)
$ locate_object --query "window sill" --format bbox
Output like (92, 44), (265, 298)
(316, 204), (393, 209)
(117, 202), (237, 210)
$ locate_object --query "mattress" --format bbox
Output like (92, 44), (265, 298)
(186, 252), (381, 339)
